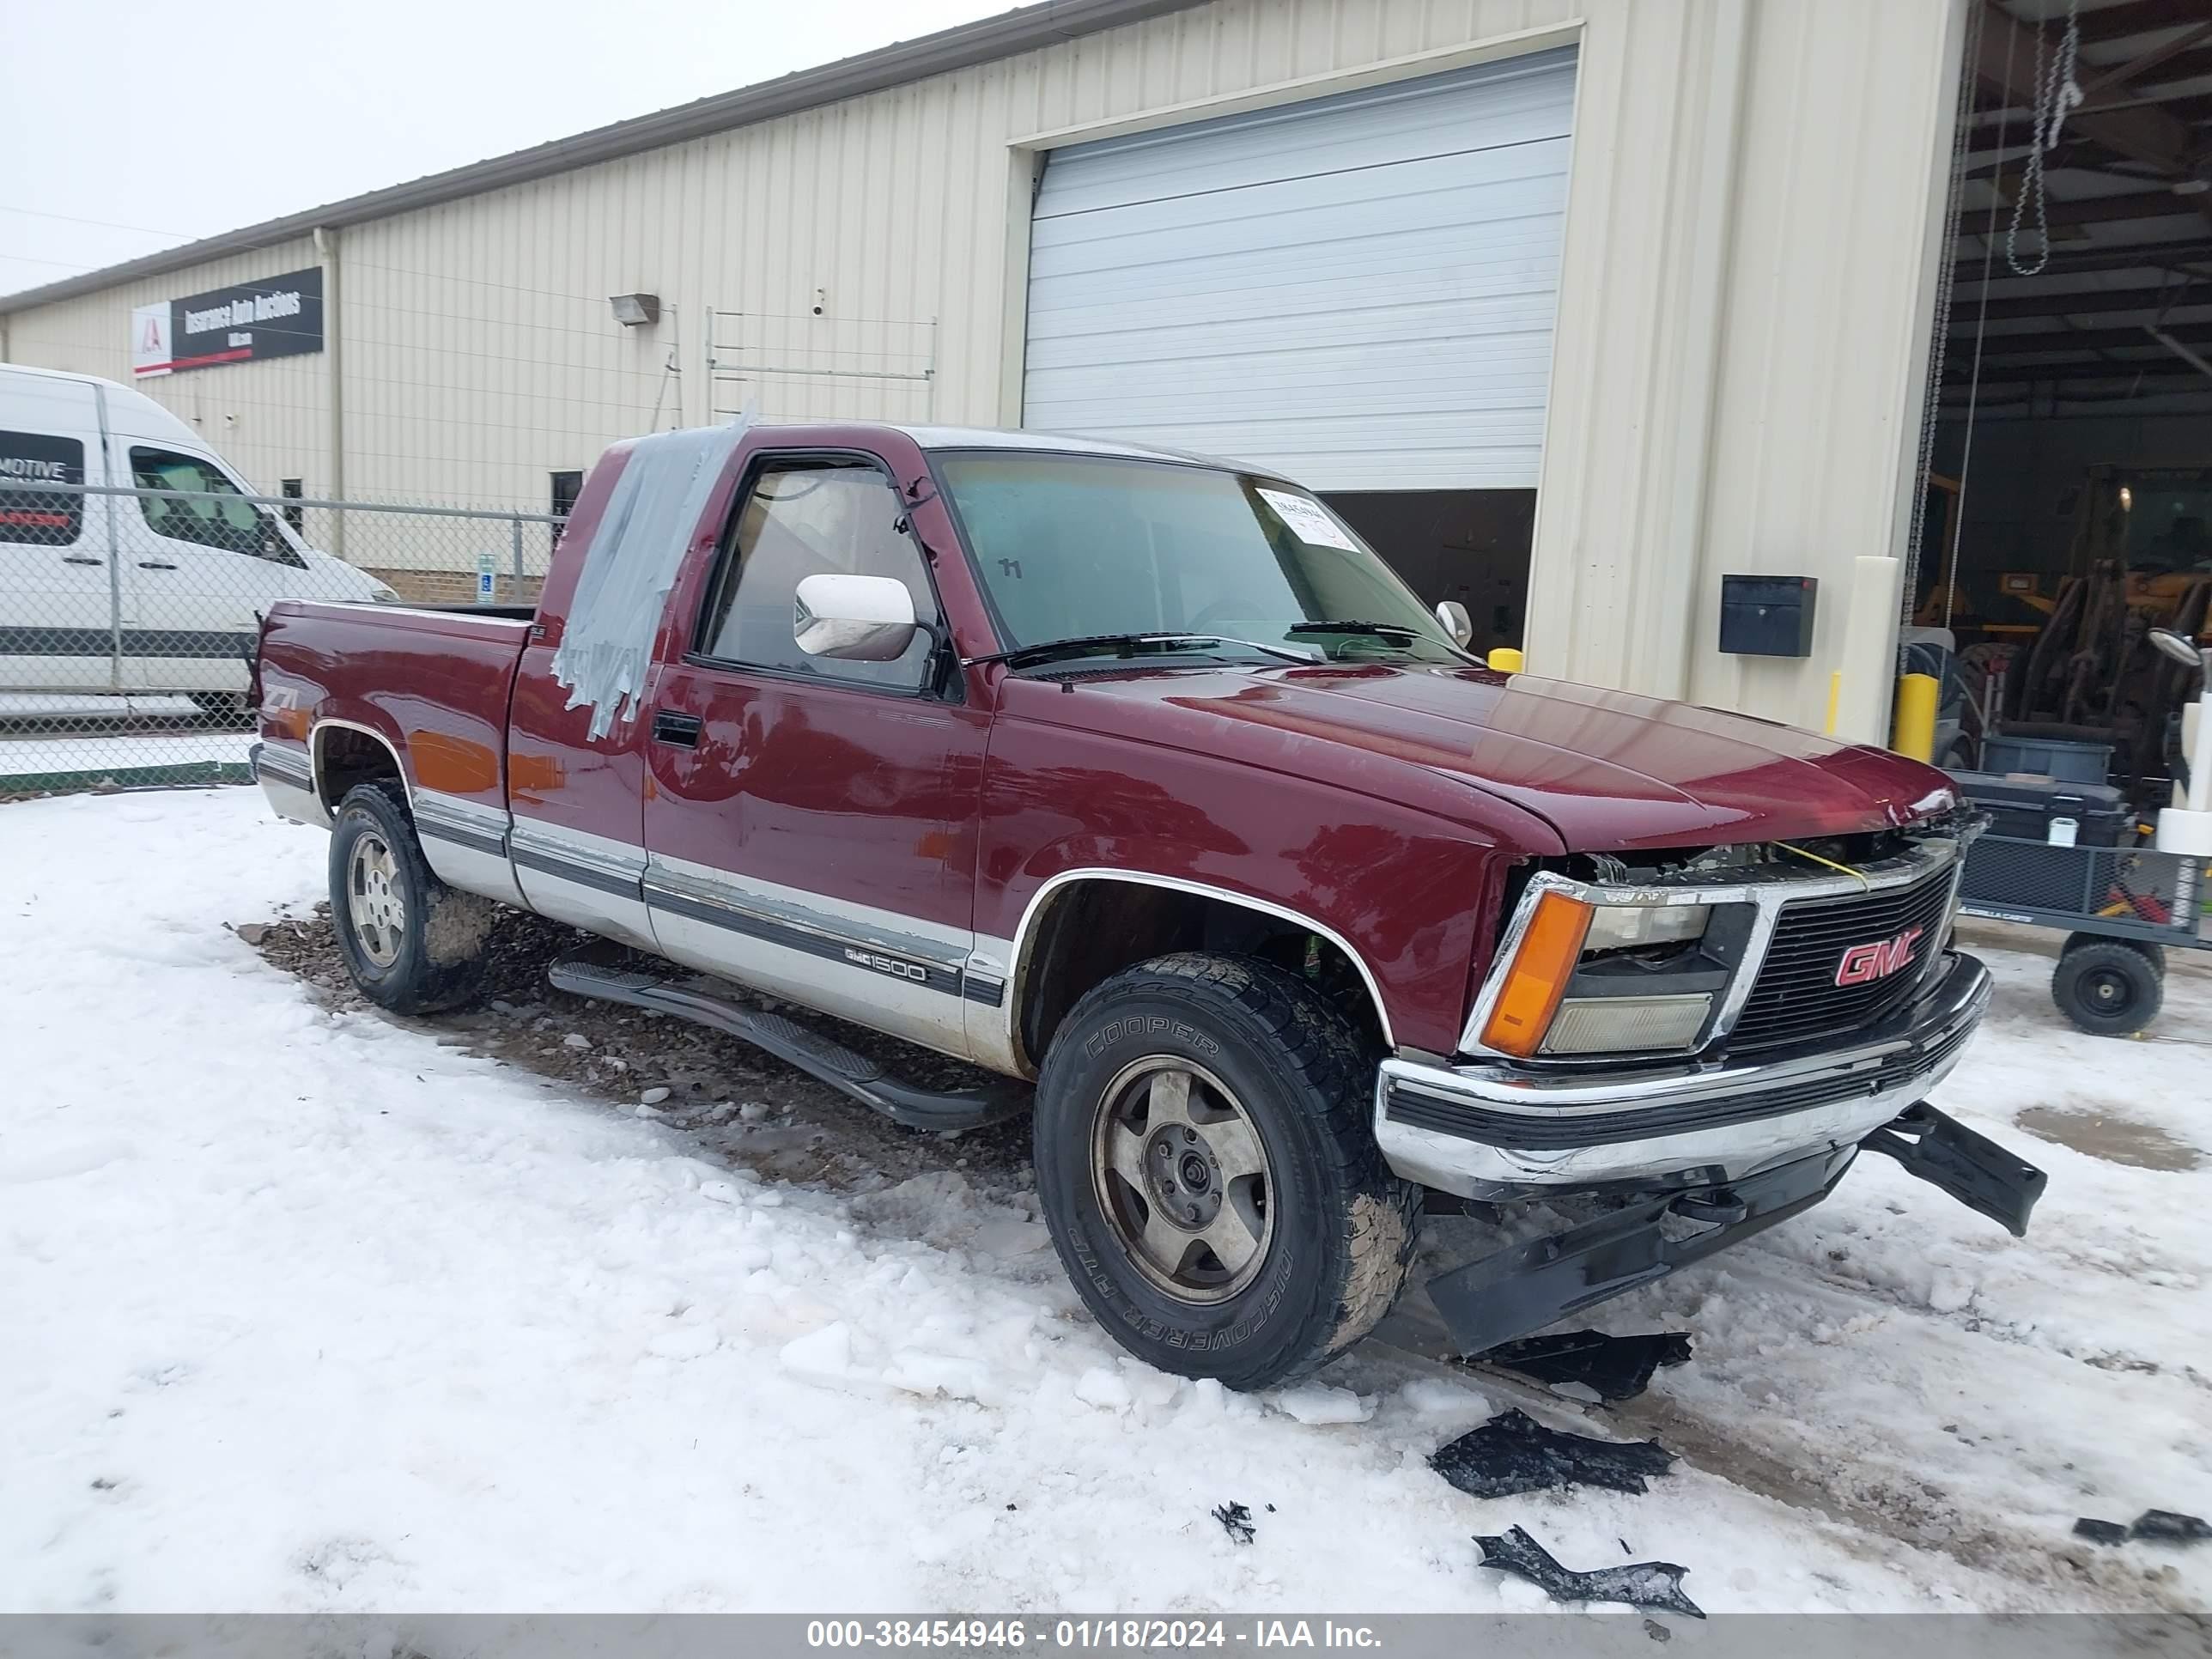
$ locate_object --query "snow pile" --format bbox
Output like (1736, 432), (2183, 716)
(1, 789), (2207, 1613)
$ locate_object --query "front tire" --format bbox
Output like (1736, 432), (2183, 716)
(329, 781), (495, 1014)
(1033, 952), (1418, 1389)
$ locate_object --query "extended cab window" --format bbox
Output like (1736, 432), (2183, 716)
(0, 430), (85, 546)
(129, 447), (301, 565)
(700, 459), (939, 690)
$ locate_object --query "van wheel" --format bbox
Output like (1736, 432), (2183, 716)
(329, 781), (495, 1014)
(1033, 952), (1418, 1390)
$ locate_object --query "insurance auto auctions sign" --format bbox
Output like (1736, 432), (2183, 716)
(131, 266), (323, 378)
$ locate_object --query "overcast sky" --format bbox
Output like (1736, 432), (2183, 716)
(1, 0), (1012, 301)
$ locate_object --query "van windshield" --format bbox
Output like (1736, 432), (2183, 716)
(934, 451), (1459, 663)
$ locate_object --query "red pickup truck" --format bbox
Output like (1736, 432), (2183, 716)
(251, 421), (2045, 1389)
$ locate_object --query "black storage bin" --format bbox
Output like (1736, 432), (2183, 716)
(1948, 770), (2136, 847)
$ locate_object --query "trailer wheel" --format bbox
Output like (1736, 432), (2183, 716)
(2063, 931), (2166, 980)
(1032, 951), (1419, 1390)
(330, 781), (495, 1014)
(2051, 939), (2163, 1037)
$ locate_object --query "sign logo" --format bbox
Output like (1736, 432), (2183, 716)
(1835, 926), (1923, 988)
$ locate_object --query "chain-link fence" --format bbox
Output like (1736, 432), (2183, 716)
(1, 478), (563, 796)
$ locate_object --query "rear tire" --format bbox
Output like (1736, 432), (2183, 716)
(329, 781), (495, 1014)
(1032, 952), (1418, 1390)
(2051, 939), (2162, 1037)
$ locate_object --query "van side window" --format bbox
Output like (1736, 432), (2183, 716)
(128, 447), (301, 565)
(0, 430), (85, 547)
(698, 459), (941, 690)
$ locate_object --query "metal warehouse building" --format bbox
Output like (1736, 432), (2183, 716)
(9, 0), (2203, 745)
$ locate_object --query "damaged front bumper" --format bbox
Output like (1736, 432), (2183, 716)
(1423, 1102), (2047, 1357)
(1376, 952), (1992, 1200)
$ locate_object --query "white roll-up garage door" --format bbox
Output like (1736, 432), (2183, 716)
(1022, 50), (1576, 492)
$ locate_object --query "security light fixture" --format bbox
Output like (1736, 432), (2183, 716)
(609, 293), (660, 327)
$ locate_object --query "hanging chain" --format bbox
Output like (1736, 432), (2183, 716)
(2005, 0), (2082, 278)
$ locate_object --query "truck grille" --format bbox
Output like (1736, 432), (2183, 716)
(1726, 862), (1958, 1054)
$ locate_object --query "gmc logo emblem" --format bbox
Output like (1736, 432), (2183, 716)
(1835, 927), (1923, 988)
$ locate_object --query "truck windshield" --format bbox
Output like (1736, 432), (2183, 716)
(935, 451), (1462, 663)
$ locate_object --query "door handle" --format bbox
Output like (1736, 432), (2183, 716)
(62, 554), (102, 565)
(138, 561), (179, 571)
(652, 710), (703, 748)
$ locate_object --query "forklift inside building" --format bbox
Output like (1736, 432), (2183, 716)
(1911, 0), (2212, 1033)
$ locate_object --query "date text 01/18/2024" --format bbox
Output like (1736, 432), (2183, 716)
(805, 1621), (1383, 1650)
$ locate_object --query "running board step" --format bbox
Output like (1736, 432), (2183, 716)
(548, 954), (1029, 1133)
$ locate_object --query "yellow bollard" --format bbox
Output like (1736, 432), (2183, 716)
(1486, 647), (1525, 673)
(1825, 671), (1842, 737)
(1891, 672), (1939, 763)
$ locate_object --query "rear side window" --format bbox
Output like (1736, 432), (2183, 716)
(0, 430), (85, 546)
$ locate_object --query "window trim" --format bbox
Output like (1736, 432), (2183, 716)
(685, 447), (962, 703)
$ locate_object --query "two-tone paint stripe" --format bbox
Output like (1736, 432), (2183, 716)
(250, 742), (313, 793)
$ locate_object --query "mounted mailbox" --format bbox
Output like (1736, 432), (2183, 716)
(1719, 574), (1818, 658)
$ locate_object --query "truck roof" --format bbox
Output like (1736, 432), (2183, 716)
(764, 422), (1253, 474)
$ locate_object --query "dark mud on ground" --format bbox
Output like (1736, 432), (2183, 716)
(240, 901), (1036, 1195)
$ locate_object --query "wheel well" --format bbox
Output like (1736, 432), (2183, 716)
(1015, 879), (1386, 1072)
(314, 725), (406, 816)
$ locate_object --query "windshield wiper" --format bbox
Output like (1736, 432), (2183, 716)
(1285, 619), (1422, 639)
(964, 632), (1315, 670)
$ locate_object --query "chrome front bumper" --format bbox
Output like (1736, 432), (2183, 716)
(1376, 952), (1992, 1198)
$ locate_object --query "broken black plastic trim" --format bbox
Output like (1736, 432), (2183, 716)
(1861, 1103), (2047, 1237)
(1480, 1329), (1693, 1402)
(1474, 1526), (1704, 1620)
(1432, 1408), (1675, 1498)
(1425, 1146), (1855, 1358)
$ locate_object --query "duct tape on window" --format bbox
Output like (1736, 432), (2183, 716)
(551, 413), (754, 739)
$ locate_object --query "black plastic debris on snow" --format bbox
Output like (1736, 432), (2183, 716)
(1479, 1329), (1693, 1402)
(1432, 1408), (1676, 1499)
(1213, 1502), (1256, 1545)
(1474, 1526), (1705, 1620)
(2075, 1510), (2211, 1547)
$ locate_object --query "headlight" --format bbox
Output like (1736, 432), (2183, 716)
(1477, 895), (1717, 1058)
(368, 583), (401, 603)
(1583, 902), (1710, 952)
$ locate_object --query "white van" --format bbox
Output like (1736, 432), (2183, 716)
(0, 362), (394, 701)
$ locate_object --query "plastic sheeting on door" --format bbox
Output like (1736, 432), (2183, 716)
(550, 416), (752, 739)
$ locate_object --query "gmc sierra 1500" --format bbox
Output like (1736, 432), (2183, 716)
(250, 421), (2045, 1389)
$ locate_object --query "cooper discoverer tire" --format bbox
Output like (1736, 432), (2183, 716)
(1033, 951), (1418, 1389)
(329, 780), (495, 1015)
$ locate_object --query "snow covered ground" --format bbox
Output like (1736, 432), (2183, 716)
(3, 787), (2207, 1616)
(0, 696), (248, 787)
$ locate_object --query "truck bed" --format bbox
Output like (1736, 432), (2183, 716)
(254, 599), (533, 825)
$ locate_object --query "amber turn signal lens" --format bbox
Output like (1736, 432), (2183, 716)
(1480, 890), (1592, 1057)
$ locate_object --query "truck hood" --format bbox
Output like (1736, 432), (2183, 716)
(1030, 661), (1957, 854)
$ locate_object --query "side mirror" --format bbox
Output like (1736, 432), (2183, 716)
(2149, 627), (2207, 672)
(1435, 599), (1474, 648)
(794, 572), (918, 663)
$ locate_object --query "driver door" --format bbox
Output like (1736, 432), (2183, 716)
(641, 448), (991, 1060)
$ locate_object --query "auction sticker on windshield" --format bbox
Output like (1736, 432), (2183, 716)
(1256, 488), (1358, 551)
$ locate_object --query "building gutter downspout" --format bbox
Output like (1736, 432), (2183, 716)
(313, 226), (344, 558)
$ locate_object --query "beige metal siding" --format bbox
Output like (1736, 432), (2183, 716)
(3, 236), (328, 495)
(1525, 0), (1968, 734)
(1, 0), (1966, 734)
